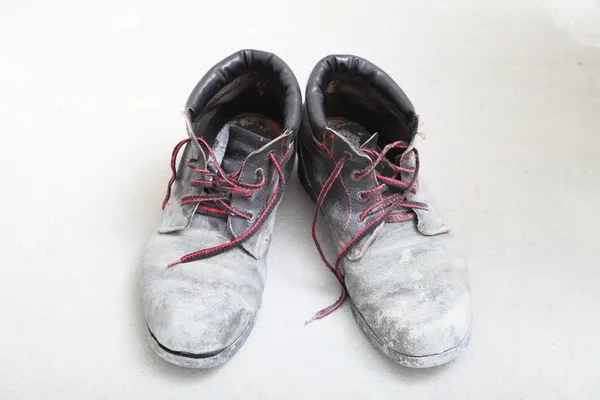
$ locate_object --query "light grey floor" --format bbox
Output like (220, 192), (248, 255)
(1, 0), (599, 398)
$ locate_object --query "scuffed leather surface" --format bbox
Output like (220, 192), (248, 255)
(144, 214), (267, 355)
(299, 54), (471, 362)
(342, 221), (471, 357)
(299, 124), (471, 358)
(144, 49), (301, 359)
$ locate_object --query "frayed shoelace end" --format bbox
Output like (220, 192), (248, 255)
(167, 259), (182, 268)
(304, 302), (343, 326)
(304, 313), (322, 326)
(304, 281), (348, 325)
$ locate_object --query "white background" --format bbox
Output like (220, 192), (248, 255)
(1, 0), (599, 398)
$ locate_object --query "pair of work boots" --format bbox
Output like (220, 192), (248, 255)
(142, 49), (471, 369)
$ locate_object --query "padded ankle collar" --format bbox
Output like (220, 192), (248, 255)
(305, 54), (417, 136)
(185, 49), (301, 131)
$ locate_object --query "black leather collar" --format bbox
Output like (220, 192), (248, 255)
(185, 49), (302, 130)
(305, 54), (418, 137)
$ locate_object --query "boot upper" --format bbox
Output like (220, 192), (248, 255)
(299, 54), (471, 358)
(144, 49), (301, 357)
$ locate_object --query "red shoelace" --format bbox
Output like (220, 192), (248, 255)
(307, 140), (428, 323)
(163, 136), (285, 268)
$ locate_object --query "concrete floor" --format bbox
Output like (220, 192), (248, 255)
(1, 0), (599, 398)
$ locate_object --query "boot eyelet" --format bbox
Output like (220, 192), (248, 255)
(351, 170), (362, 181)
(254, 168), (264, 184)
(343, 151), (353, 160)
(247, 212), (256, 222)
(357, 191), (366, 201)
(357, 213), (365, 223)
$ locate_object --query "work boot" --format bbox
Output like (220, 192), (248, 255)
(298, 54), (471, 368)
(143, 49), (301, 368)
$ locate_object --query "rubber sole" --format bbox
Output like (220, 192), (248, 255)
(146, 314), (258, 369)
(297, 146), (470, 368)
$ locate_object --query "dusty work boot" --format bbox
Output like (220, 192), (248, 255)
(298, 54), (471, 368)
(143, 50), (301, 368)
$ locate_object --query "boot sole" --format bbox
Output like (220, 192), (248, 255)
(146, 313), (257, 369)
(298, 149), (470, 368)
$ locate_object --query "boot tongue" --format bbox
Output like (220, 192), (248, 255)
(211, 125), (229, 166)
(193, 123), (269, 219)
(220, 124), (269, 174)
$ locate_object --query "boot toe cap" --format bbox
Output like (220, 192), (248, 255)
(144, 278), (256, 356)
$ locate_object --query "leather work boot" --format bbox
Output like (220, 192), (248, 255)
(298, 55), (471, 368)
(143, 50), (301, 368)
